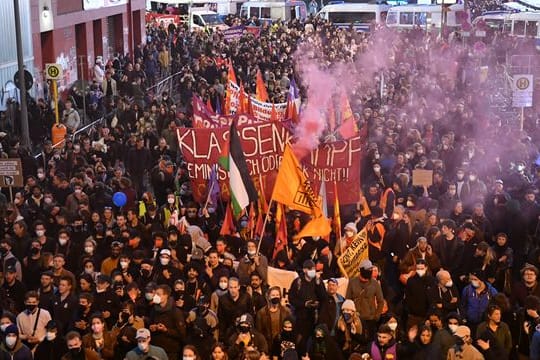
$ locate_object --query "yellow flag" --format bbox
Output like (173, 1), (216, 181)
(337, 227), (369, 278)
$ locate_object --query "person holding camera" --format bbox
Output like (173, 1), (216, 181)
(288, 259), (328, 356)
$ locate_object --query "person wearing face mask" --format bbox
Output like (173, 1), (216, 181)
(335, 223), (358, 256)
(154, 249), (182, 288)
(428, 270), (459, 318)
(34, 320), (69, 360)
(93, 275), (122, 330)
(15, 291), (52, 350)
(125, 328), (168, 360)
(81, 313), (115, 359)
(270, 318), (298, 359)
(255, 287), (292, 347)
(345, 260), (384, 342)
(460, 271), (498, 334)
(431, 312), (460, 360)
(306, 323), (344, 360)
(0, 324), (32, 360)
(148, 284), (186, 360)
(227, 313), (268, 360)
(158, 193), (180, 228)
(237, 240), (268, 287)
(335, 299), (366, 357)
(0, 238), (22, 282)
(79, 239), (100, 276)
(33, 221), (55, 254)
(404, 259), (436, 329)
(288, 260), (327, 355)
(61, 331), (100, 360)
(461, 170), (488, 212)
(400, 237), (441, 285)
(185, 296), (218, 359)
(210, 276), (229, 313)
(446, 326), (483, 360)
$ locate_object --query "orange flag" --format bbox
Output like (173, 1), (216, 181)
(272, 145), (331, 239)
(238, 83), (247, 114)
(273, 204), (288, 259)
(333, 181), (342, 241)
(220, 202), (236, 236)
(258, 173), (269, 214)
(270, 103), (278, 123)
(246, 93), (253, 116)
(256, 69), (269, 102)
(247, 203), (256, 238)
(228, 59), (237, 85)
(224, 60), (237, 115)
(255, 210), (264, 237)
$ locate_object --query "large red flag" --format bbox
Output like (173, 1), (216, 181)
(337, 92), (358, 139)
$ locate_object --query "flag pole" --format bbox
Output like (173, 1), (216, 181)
(256, 198), (274, 254)
(203, 165), (217, 210)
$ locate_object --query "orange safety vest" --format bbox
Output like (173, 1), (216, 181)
(379, 188), (395, 213)
(366, 221), (385, 251)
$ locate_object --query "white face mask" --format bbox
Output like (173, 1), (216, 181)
(306, 270), (316, 279)
(183, 357), (195, 360)
(345, 230), (354, 238)
(469, 175), (477, 182)
(406, 201), (414, 208)
(247, 250), (256, 257)
(373, 166), (381, 173)
(59, 238), (68, 246)
(44, 197), (53, 205)
(392, 213), (400, 220)
(138, 341), (149, 352)
(36, 230), (45, 237)
(153, 294), (162, 304)
(46, 332), (56, 341)
(471, 280), (480, 288)
(160, 257), (170, 266)
(120, 261), (129, 269)
(5, 336), (16, 348)
(416, 269), (426, 277)
(219, 282), (228, 290)
(445, 280), (453, 288)
(0, 324), (9, 332)
(84, 246), (94, 254)
(388, 322), (398, 331)
(92, 323), (104, 333)
(74, 189), (82, 194)
(145, 293), (154, 301)
(167, 197), (175, 204)
(448, 324), (458, 334)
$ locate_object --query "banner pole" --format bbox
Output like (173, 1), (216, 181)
(256, 198), (274, 254)
(520, 107), (524, 131)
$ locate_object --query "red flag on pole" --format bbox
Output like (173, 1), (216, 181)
(220, 202), (236, 236)
(273, 203), (288, 259)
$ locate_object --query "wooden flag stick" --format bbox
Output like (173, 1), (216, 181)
(256, 198), (274, 254)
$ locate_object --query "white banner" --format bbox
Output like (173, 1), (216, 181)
(512, 74), (534, 108)
(228, 81), (288, 121)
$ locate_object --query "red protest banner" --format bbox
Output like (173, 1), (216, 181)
(177, 123), (364, 205)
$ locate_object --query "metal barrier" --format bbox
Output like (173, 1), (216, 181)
(33, 117), (106, 160)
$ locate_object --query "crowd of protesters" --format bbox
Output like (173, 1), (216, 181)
(1, 8), (540, 360)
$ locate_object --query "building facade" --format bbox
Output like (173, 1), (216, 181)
(31, 0), (146, 90)
(0, 0), (34, 111)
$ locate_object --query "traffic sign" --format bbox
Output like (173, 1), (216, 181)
(13, 70), (33, 91)
(0, 159), (23, 187)
(46, 63), (63, 80)
(512, 74), (534, 108)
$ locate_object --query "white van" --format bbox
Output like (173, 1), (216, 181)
(240, 1), (307, 22)
(191, 9), (229, 30)
(385, 3), (467, 30)
(147, 0), (244, 16)
(472, 10), (512, 31)
(317, 3), (391, 32)
(503, 11), (540, 38)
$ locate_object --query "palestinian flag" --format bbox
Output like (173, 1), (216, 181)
(218, 122), (258, 217)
